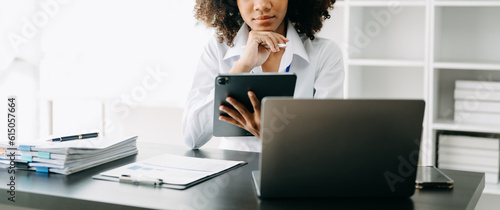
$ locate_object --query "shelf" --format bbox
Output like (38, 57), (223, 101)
(435, 1), (500, 7)
(349, 1), (426, 7)
(349, 6), (426, 60)
(434, 7), (500, 64)
(432, 120), (500, 134)
(432, 69), (500, 129)
(434, 62), (500, 71)
(349, 59), (424, 67)
(347, 66), (424, 99)
(325, 0), (500, 169)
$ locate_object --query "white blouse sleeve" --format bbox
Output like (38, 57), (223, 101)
(181, 38), (220, 149)
(313, 40), (345, 99)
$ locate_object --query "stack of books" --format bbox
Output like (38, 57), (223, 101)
(454, 80), (500, 125)
(438, 134), (499, 183)
(0, 135), (138, 175)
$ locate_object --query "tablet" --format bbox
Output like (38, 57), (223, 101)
(213, 73), (297, 137)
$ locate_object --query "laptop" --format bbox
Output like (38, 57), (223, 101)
(252, 98), (425, 198)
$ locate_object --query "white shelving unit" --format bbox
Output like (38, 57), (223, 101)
(318, 0), (500, 194)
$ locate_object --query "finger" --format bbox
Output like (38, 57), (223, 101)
(270, 33), (289, 51)
(255, 37), (272, 52)
(270, 33), (286, 46)
(226, 97), (252, 120)
(253, 31), (288, 43)
(253, 32), (286, 51)
(219, 115), (245, 128)
(263, 35), (279, 52)
(274, 33), (289, 43)
(248, 91), (261, 114)
(259, 44), (271, 52)
(268, 34), (281, 52)
(220, 105), (246, 125)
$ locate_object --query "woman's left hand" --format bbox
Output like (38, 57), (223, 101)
(219, 91), (261, 139)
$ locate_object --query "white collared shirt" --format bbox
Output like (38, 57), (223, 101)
(182, 21), (344, 152)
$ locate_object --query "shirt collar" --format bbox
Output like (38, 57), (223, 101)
(223, 21), (310, 64)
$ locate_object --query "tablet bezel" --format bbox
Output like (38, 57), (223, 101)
(213, 73), (297, 137)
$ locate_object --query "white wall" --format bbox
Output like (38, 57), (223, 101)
(1, 0), (219, 147)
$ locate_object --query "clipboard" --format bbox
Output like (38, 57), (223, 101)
(92, 154), (246, 190)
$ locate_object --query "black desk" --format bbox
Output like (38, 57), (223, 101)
(0, 142), (485, 210)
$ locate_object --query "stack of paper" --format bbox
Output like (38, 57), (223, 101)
(454, 80), (500, 125)
(0, 136), (138, 175)
(438, 134), (499, 183)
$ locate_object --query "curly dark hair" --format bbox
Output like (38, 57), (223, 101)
(194, 0), (337, 47)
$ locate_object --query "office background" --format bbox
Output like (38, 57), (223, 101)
(0, 0), (499, 209)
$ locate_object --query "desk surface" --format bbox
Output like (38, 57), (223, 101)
(0, 142), (485, 210)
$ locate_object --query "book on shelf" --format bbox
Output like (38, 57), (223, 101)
(438, 153), (498, 167)
(455, 100), (500, 114)
(438, 162), (499, 183)
(454, 111), (500, 125)
(438, 162), (499, 174)
(438, 146), (498, 157)
(454, 80), (500, 124)
(455, 80), (500, 91)
(438, 134), (499, 150)
(437, 133), (500, 183)
(454, 89), (500, 102)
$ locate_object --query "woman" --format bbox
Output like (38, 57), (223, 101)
(182, 0), (343, 152)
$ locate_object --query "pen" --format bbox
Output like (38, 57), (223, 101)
(47, 132), (99, 142)
(119, 174), (163, 186)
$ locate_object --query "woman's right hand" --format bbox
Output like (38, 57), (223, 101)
(230, 31), (289, 73)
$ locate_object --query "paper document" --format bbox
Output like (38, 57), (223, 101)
(94, 154), (246, 189)
(19, 136), (136, 154)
